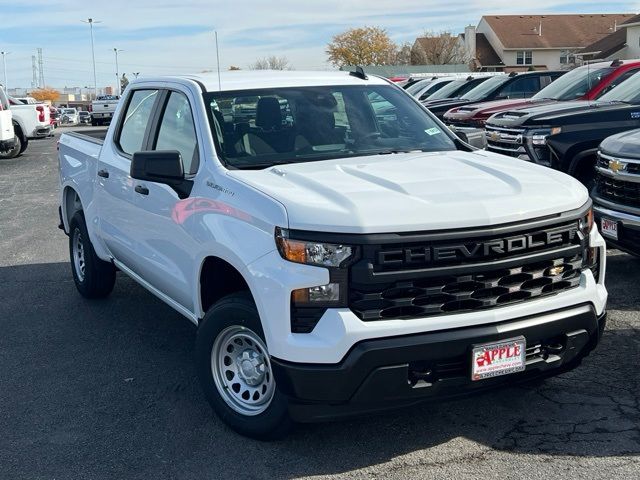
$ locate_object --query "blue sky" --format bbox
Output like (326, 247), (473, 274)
(0, 0), (639, 89)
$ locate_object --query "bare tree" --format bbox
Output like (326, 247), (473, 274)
(250, 56), (291, 70)
(413, 31), (468, 65)
(394, 42), (412, 66)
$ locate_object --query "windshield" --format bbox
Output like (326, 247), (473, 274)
(461, 76), (509, 101)
(426, 80), (467, 100)
(532, 66), (614, 101)
(204, 85), (458, 169)
(406, 79), (432, 95)
(63, 109), (76, 114)
(599, 71), (640, 103)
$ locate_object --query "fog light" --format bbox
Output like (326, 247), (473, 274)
(292, 283), (340, 304)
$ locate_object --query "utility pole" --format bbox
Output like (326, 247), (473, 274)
(82, 18), (102, 98)
(37, 48), (45, 87)
(112, 48), (123, 95)
(0, 51), (9, 90)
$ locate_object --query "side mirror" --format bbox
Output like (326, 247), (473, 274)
(130, 150), (184, 184)
(130, 150), (193, 199)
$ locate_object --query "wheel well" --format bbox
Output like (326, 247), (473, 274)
(568, 150), (598, 187)
(200, 257), (251, 314)
(12, 121), (25, 142)
(63, 187), (83, 228)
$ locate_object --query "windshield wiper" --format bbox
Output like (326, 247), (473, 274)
(376, 149), (425, 155)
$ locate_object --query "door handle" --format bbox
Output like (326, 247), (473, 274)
(97, 169), (109, 178)
(135, 185), (149, 195)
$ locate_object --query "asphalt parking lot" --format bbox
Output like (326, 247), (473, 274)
(1, 128), (639, 480)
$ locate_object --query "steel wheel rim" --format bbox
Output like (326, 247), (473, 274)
(72, 227), (86, 282)
(211, 326), (275, 416)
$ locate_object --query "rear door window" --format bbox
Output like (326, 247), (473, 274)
(117, 89), (159, 156)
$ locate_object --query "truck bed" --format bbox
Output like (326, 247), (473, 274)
(65, 129), (107, 144)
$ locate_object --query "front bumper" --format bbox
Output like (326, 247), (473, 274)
(273, 304), (606, 422)
(594, 201), (640, 256)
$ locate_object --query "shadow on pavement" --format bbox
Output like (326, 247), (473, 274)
(0, 257), (638, 479)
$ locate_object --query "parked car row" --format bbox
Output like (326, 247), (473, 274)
(412, 59), (640, 257)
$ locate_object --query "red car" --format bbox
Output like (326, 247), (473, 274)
(444, 59), (640, 127)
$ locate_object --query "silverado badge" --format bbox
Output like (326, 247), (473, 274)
(609, 159), (627, 173)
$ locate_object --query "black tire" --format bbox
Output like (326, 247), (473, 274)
(91, 120), (98, 127)
(69, 211), (116, 298)
(0, 135), (21, 159)
(18, 137), (28, 154)
(196, 292), (291, 440)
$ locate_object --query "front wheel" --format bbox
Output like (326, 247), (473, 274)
(196, 292), (291, 439)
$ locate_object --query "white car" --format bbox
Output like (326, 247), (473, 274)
(60, 108), (80, 125)
(57, 70), (607, 439)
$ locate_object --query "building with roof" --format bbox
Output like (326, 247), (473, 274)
(579, 14), (640, 61)
(440, 14), (635, 71)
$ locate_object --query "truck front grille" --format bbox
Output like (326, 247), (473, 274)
(485, 126), (526, 157)
(595, 174), (640, 209)
(347, 214), (588, 322)
(350, 256), (582, 321)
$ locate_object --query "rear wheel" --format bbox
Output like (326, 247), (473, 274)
(69, 211), (116, 298)
(196, 292), (291, 439)
(18, 137), (28, 154)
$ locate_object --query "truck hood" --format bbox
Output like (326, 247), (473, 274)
(228, 150), (588, 234)
(445, 98), (554, 121)
(488, 100), (624, 127)
(600, 128), (640, 159)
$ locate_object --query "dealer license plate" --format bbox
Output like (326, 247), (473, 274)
(601, 218), (618, 240)
(471, 337), (526, 381)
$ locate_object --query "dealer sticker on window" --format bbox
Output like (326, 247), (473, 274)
(425, 127), (441, 136)
(471, 337), (526, 381)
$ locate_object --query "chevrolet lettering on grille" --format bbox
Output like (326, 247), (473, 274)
(377, 226), (579, 267)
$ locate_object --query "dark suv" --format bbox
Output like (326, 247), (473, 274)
(424, 71), (565, 120)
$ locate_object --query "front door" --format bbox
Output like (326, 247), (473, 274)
(128, 89), (201, 311)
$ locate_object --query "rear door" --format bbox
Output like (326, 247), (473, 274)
(96, 88), (161, 267)
(127, 88), (201, 311)
(0, 88), (13, 143)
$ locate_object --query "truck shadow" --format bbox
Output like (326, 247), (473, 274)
(0, 254), (638, 479)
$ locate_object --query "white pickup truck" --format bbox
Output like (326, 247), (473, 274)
(90, 95), (120, 126)
(0, 86), (16, 155)
(4, 96), (52, 157)
(58, 71), (608, 439)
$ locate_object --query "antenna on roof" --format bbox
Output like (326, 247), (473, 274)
(214, 30), (222, 91)
(349, 66), (368, 80)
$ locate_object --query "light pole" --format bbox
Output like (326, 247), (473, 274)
(81, 18), (102, 98)
(0, 51), (9, 90)
(113, 48), (123, 95)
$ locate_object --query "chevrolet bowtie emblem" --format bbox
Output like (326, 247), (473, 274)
(549, 265), (565, 276)
(489, 131), (500, 141)
(609, 159), (627, 173)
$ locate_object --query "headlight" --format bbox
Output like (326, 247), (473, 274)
(275, 227), (354, 268)
(579, 207), (594, 237)
(531, 127), (562, 146)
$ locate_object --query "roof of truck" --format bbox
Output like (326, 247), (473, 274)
(141, 70), (391, 93)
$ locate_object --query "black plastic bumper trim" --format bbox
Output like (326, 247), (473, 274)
(272, 304), (605, 422)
